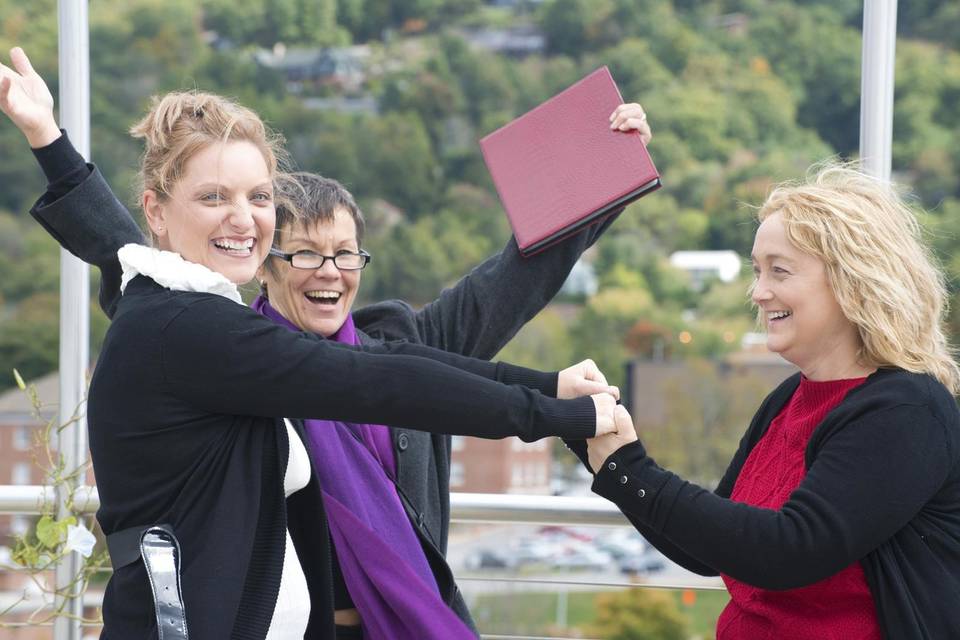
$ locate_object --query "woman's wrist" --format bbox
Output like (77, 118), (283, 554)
(25, 119), (62, 149)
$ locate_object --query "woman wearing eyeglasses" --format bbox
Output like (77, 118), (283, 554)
(1, 46), (651, 639)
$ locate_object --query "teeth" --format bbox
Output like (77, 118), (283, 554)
(768, 311), (791, 320)
(305, 291), (341, 300)
(214, 238), (254, 250)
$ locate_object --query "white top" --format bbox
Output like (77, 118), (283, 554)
(265, 420), (312, 639)
(118, 244), (312, 637)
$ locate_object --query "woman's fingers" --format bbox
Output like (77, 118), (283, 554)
(591, 392), (619, 436)
(0, 47), (59, 146)
(609, 103), (645, 128)
(0, 74), (18, 117)
(609, 103), (652, 144)
(0, 61), (18, 84)
(609, 102), (643, 122)
(10, 47), (34, 77)
(580, 358), (608, 385)
(0, 57), (24, 115)
(614, 405), (637, 439)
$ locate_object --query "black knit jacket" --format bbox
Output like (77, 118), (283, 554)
(89, 275), (594, 638)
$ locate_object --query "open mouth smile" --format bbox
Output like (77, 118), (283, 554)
(304, 290), (342, 306)
(212, 237), (256, 257)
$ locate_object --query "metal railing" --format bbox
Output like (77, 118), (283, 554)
(0, 486), (723, 639)
(1, 487), (635, 522)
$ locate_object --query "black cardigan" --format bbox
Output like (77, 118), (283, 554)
(571, 368), (960, 640)
(91, 275), (594, 639)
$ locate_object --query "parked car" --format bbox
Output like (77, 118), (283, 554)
(464, 548), (514, 570)
(537, 525), (593, 542)
(552, 548), (614, 571)
(595, 528), (647, 560)
(618, 550), (667, 575)
(510, 538), (559, 567)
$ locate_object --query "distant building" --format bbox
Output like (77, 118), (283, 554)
(725, 332), (799, 382)
(458, 25), (546, 57)
(560, 259), (598, 298)
(0, 372), (95, 544)
(625, 336), (797, 426)
(301, 95), (379, 114)
(450, 436), (551, 494)
(669, 250), (743, 290)
(254, 44), (369, 93)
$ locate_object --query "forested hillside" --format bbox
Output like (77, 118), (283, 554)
(1, 0), (958, 398)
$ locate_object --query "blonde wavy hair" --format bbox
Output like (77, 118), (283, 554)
(756, 162), (960, 394)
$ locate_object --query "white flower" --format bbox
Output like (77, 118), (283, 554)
(65, 523), (96, 558)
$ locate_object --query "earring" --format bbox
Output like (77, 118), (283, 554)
(157, 225), (164, 232)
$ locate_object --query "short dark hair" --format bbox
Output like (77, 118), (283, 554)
(263, 172), (366, 284)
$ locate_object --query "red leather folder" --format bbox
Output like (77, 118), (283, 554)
(480, 66), (661, 256)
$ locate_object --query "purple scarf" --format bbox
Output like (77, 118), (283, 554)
(251, 296), (474, 639)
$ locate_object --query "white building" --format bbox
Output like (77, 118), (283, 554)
(669, 250), (742, 290)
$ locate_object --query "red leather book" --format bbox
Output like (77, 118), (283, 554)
(479, 66), (661, 256)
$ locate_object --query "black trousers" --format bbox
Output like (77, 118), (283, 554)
(335, 624), (364, 639)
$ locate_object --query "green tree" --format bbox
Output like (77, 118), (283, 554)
(357, 111), (441, 216)
(0, 292), (60, 385)
(642, 359), (770, 485)
(749, 4), (862, 154)
(589, 588), (689, 640)
(497, 308), (574, 372)
(571, 286), (655, 387)
(541, 0), (595, 58)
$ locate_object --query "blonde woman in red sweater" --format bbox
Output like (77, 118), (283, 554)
(577, 165), (960, 640)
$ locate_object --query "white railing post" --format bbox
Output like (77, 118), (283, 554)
(54, 1), (90, 639)
(859, 0), (898, 182)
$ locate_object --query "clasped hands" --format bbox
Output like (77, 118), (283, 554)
(557, 360), (639, 473)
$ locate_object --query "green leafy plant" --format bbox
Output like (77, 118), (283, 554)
(1, 369), (108, 627)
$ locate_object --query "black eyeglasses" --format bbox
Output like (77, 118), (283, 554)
(268, 247), (372, 271)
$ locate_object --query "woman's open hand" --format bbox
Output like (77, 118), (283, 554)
(609, 103), (652, 145)
(0, 47), (60, 148)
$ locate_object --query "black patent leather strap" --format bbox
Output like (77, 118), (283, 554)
(140, 527), (189, 640)
(106, 523), (174, 569)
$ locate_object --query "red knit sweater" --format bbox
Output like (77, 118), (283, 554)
(717, 375), (882, 640)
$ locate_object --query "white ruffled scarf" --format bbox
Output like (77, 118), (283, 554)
(118, 243), (243, 305)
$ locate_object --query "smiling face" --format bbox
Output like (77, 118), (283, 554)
(143, 140), (275, 284)
(260, 209), (362, 336)
(751, 212), (864, 379)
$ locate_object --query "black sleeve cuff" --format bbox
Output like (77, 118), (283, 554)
(31, 129), (90, 188)
(495, 362), (558, 396)
(591, 440), (680, 531)
(538, 395), (596, 440)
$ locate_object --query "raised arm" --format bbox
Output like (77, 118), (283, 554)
(161, 296), (618, 440)
(356, 225), (614, 358)
(0, 47), (143, 318)
(356, 103), (652, 359)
